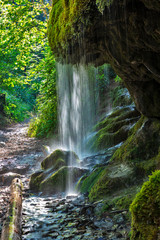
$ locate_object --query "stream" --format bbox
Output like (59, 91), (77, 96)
(0, 123), (130, 240)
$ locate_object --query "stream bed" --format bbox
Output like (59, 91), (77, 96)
(22, 194), (130, 240)
(0, 123), (130, 240)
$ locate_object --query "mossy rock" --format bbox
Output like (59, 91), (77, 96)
(30, 170), (44, 191)
(41, 149), (79, 170)
(130, 170), (160, 240)
(112, 117), (160, 165)
(88, 163), (134, 202)
(48, 0), (92, 60)
(80, 117), (160, 204)
(40, 166), (87, 194)
(78, 167), (104, 194)
(87, 106), (140, 151)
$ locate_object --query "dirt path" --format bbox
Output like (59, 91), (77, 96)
(0, 122), (48, 236)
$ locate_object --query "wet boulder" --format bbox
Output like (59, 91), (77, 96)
(79, 117), (160, 203)
(40, 166), (87, 194)
(30, 149), (86, 194)
(41, 149), (79, 170)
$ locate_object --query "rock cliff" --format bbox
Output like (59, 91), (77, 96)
(48, 0), (160, 117)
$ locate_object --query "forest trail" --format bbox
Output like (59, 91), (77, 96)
(0, 122), (47, 236)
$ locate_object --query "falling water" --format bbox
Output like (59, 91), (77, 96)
(57, 63), (97, 193)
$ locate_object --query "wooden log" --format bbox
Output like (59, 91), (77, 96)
(1, 178), (22, 240)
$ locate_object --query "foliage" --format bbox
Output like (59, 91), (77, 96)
(4, 91), (32, 121)
(0, 0), (51, 121)
(96, 0), (113, 12)
(130, 170), (160, 240)
(96, 64), (116, 97)
(28, 50), (58, 138)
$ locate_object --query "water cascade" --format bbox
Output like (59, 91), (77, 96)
(57, 63), (97, 193)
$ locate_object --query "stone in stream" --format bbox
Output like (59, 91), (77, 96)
(41, 149), (79, 170)
(30, 149), (88, 194)
(0, 172), (22, 186)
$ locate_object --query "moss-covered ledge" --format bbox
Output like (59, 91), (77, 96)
(48, 0), (103, 64)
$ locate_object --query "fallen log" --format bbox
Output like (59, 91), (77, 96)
(1, 178), (22, 240)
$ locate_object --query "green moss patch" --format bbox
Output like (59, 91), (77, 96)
(48, 0), (91, 57)
(87, 106), (140, 151)
(79, 167), (104, 194)
(88, 163), (134, 202)
(130, 170), (160, 240)
(111, 117), (160, 165)
(41, 149), (78, 170)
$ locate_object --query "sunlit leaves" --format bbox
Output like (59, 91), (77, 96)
(0, 0), (50, 89)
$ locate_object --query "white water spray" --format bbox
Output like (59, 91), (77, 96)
(57, 63), (97, 193)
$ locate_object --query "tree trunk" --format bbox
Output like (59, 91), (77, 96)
(1, 178), (22, 240)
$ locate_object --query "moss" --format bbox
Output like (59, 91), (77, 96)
(88, 163), (134, 202)
(48, 0), (91, 57)
(111, 116), (160, 164)
(96, 0), (113, 12)
(92, 125), (129, 151)
(87, 106), (140, 151)
(41, 149), (66, 169)
(110, 85), (133, 108)
(95, 106), (138, 131)
(41, 149), (78, 170)
(40, 166), (86, 194)
(130, 170), (160, 240)
(30, 170), (44, 191)
(79, 167), (104, 194)
(40, 166), (68, 193)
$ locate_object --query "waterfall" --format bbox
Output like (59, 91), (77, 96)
(57, 63), (97, 194)
(57, 63), (97, 156)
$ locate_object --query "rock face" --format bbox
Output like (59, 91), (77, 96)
(87, 106), (140, 151)
(78, 116), (160, 202)
(48, 0), (160, 117)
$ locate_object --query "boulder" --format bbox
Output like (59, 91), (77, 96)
(40, 166), (87, 194)
(41, 149), (79, 170)
(79, 117), (160, 202)
(30, 149), (86, 194)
